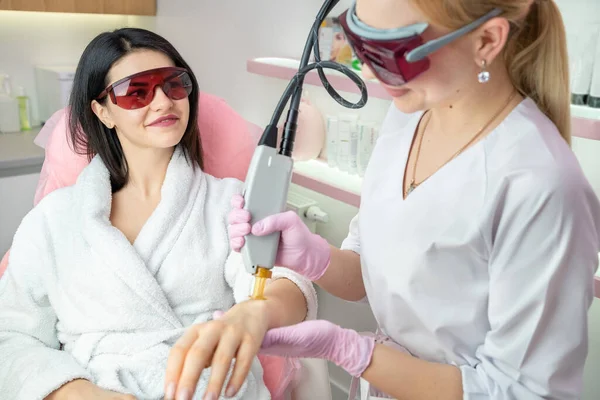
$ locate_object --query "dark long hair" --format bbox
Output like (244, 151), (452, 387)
(69, 27), (202, 192)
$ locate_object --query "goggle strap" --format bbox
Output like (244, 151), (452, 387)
(346, 3), (428, 40)
(406, 7), (503, 62)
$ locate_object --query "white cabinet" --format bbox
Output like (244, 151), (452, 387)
(0, 173), (40, 255)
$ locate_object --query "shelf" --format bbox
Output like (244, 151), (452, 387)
(572, 104), (600, 120)
(247, 57), (600, 140)
(292, 159), (362, 208)
(572, 105), (600, 141)
(0, 0), (156, 15)
(247, 57), (392, 100)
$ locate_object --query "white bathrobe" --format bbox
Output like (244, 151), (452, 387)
(0, 147), (317, 400)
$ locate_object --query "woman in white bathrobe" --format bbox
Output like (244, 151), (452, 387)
(0, 28), (315, 400)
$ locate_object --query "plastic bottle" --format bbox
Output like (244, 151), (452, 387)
(358, 121), (378, 177)
(337, 113), (358, 173)
(16, 86), (32, 131)
(0, 74), (21, 133)
(326, 116), (339, 168)
(348, 119), (359, 175)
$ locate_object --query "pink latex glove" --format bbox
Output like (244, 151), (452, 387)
(259, 320), (375, 378)
(227, 194), (331, 281)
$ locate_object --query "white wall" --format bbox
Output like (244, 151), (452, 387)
(0, 10), (155, 126)
(153, 0), (361, 128)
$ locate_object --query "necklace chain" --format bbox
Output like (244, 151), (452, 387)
(406, 90), (518, 197)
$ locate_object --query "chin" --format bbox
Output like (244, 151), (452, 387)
(392, 96), (424, 115)
(147, 128), (185, 148)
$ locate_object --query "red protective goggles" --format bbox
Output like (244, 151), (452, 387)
(338, 5), (502, 86)
(96, 66), (193, 110)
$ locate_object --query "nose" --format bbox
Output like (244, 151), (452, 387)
(150, 85), (173, 110)
(361, 63), (375, 81)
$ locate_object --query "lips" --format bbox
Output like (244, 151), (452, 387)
(382, 84), (410, 98)
(147, 114), (179, 127)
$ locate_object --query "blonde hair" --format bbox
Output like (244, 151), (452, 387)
(410, 0), (571, 145)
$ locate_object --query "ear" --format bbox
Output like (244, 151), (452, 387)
(472, 17), (511, 67)
(91, 99), (115, 129)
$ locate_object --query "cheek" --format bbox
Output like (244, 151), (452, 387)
(430, 42), (476, 83)
(110, 105), (141, 123)
(177, 99), (190, 125)
(112, 108), (147, 136)
(128, 109), (148, 129)
(412, 50), (472, 98)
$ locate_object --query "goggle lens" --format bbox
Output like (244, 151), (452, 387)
(97, 67), (193, 110)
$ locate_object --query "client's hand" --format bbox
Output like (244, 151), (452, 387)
(164, 301), (269, 400)
(45, 379), (136, 399)
(260, 320), (376, 378)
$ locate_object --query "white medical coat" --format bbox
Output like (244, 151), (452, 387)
(342, 98), (600, 399)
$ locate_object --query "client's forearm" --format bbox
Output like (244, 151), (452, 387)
(263, 278), (308, 329)
(315, 247), (366, 302)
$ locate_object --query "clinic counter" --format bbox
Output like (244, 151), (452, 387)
(0, 128), (44, 177)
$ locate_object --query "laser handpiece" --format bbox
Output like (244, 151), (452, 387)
(241, 0), (368, 300)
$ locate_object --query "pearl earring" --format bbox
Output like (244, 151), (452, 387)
(478, 60), (490, 83)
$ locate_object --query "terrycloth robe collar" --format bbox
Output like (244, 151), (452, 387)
(77, 146), (201, 330)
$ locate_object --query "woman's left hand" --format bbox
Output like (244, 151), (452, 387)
(164, 300), (269, 400)
(260, 319), (376, 378)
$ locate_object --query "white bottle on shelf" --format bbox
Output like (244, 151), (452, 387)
(326, 116), (339, 168)
(358, 121), (378, 176)
(589, 27), (600, 108)
(569, 26), (598, 105)
(348, 119), (360, 174)
(337, 113), (358, 172)
(0, 73), (21, 133)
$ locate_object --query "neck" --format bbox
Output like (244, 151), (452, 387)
(120, 144), (175, 199)
(427, 69), (520, 138)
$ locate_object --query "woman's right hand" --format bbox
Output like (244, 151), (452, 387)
(228, 194), (331, 281)
(45, 379), (136, 400)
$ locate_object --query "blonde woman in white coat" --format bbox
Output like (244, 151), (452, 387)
(203, 0), (600, 399)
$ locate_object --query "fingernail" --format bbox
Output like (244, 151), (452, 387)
(203, 392), (217, 400)
(226, 386), (237, 397)
(177, 388), (190, 400)
(165, 382), (176, 399)
(252, 223), (262, 234)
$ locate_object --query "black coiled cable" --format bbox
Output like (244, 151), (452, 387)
(264, 0), (368, 157)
